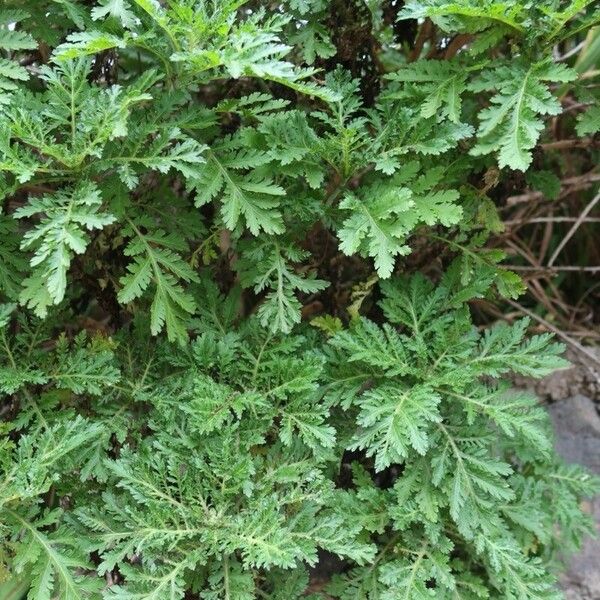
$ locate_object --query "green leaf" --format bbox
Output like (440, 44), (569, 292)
(192, 145), (284, 236)
(0, 57), (29, 82)
(576, 104), (600, 135)
(387, 60), (470, 123)
(6, 508), (103, 600)
(0, 16), (37, 51)
(470, 60), (577, 170)
(118, 222), (199, 343)
(338, 168), (462, 278)
(15, 181), (115, 316)
(237, 241), (327, 333)
(91, 0), (138, 29)
(471, 318), (568, 378)
(449, 385), (552, 456)
(0, 216), (27, 300)
(330, 318), (412, 376)
(526, 169), (561, 200)
(53, 31), (126, 60)
(397, 0), (526, 33)
(338, 186), (413, 278)
(50, 333), (120, 395)
(350, 384), (442, 472)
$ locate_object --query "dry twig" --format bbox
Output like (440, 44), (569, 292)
(548, 190), (600, 266)
(506, 299), (600, 379)
(505, 172), (600, 205)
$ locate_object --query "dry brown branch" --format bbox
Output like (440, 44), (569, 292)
(560, 101), (594, 114)
(507, 299), (600, 382)
(510, 266), (600, 273)
(505, 217), (600, 224)
(548, 190), (600, 266)
(444, 34), (474, 59)
(409, 19), (432, 62)
(505, 172), (600, 205)
(538, 210), (554, 264)
(540, 137), (599, 150)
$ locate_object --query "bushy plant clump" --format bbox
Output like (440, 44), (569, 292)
(1, 1), (599, 598)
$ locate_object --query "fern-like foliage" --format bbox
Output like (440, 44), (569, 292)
(338, 163), (462, 277)
(386, 60), (470, 123)
(117, 219), (199, 343)
(192, 140), (285, 236)
(15, 181), (115, 317)
(0, 1), (598, 598)
(323, 273), (596, 599)
(0, 217), (26, 300)
(237, 240), (328, 333)
(470, 60), (577, 170)
(1, 274), (597, 599)
(0, 10), (34, 104)
(1, 412), (107, 599)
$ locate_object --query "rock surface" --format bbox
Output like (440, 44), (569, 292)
(515, 349), (600, 402)
(549, 395), (600, 600)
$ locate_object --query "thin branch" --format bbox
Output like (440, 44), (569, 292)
(540, 137), (599, 150)
(409, 19), (432, 62)
(505, 172), (600, 205)
(506, 299), (600, 374)
(560, 101), (594, 114)
(555, 40), (586, 61)
(444, 34), (474, 59)
(506, 217), (600, 224)
(547, 190), (600, 266)
(509, 265), (600, 273)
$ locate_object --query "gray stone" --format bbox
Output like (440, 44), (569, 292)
(513, 349), (600, 402)
(548, 395), (600, 600)
(549, 395), (600, 472)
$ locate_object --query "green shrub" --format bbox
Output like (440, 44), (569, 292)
(1, 2), (599, 598)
